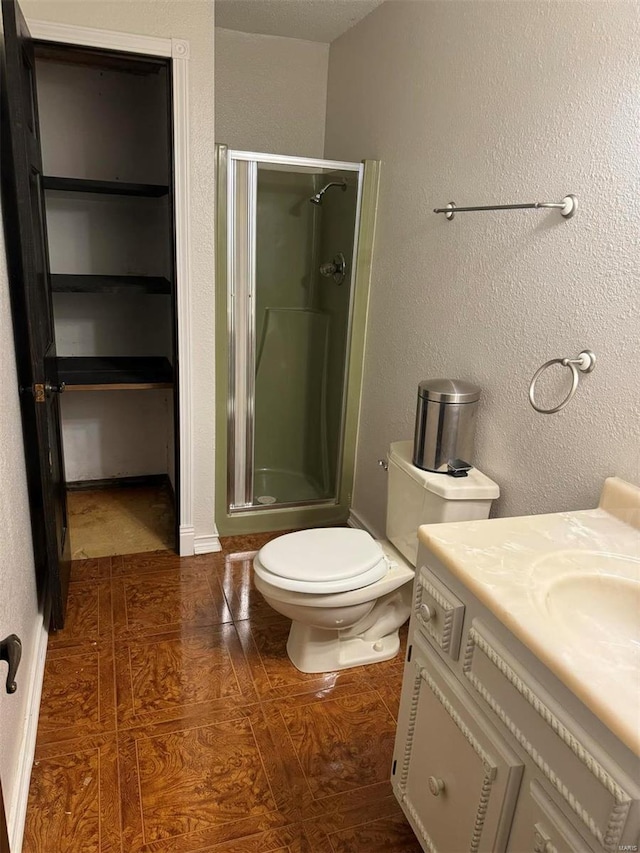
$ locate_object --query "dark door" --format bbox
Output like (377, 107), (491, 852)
(1, 0), (70, 629)
(0, 774), (8, 853)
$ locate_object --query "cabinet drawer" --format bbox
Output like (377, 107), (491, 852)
(463, 621), (640, 853)
(414, 564), (465, 659)
(392, 635), (523, 852)
(508, 781), (595, 853)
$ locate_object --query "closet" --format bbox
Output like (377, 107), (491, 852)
(33, 42), (178, 555)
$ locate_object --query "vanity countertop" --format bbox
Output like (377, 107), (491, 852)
(418, 477), (640, 757)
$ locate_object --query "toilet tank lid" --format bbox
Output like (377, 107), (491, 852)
(389, 441), (500, 500)
(258, 528), (384, 582)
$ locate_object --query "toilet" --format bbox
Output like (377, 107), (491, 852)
(253, 440), (499, 673)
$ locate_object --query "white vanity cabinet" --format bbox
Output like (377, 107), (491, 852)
(392, 543), (640, 853)
(393, 634), (523, 852)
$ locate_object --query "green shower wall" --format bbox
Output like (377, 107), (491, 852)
(316, 173), (358, 494)
(253, 168), (357, 503)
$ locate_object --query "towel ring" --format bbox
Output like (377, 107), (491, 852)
(529, 350), (596, 414)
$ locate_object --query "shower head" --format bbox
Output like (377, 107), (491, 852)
(309, 179), (347, 205)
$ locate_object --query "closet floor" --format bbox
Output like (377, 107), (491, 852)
(22, 532), (421, 853)
(67, 483), (174, 559)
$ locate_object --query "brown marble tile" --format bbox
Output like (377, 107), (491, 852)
(193, 827), (307, 853)
(23, 734), (120, 853)
(219, 553), (290, 624)
(27, 533), (421, 852)
(37, 646), (116, 744)
(375, 675), (403, 722)
(112, 565), (231, 637)
(49, 580), (112, 651)
(329, 813), (423, 852)
(69, 556), (111, 583)
(304, 801), (422, 852)
(115, 623), (258, 728)
(138, 719), (275, 841)
(218, 530), (296, 557)
(118, 709), (297, 852)
(274, 689), (397, 800)
(112, 550), (224, 577)
(235, 618), (370, 702)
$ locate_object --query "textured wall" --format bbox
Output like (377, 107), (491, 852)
(0, 193), (41, 833)
(215, 27), (328, 157)
(22, 0), (216, 539)
(325, 1), (640, 536)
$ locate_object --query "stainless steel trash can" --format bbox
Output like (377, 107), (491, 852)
(412, 379), (481, 472)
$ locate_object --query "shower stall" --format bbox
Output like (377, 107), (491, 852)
(215, 147), (380, 534)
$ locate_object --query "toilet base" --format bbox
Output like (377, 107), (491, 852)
(286, 621), (401, 673)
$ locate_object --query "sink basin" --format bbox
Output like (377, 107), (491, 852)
(544, 572), (640, 646)
(420, 479), (640, 754)
(532, 551), (640, 653)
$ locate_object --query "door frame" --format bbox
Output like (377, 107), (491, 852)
(27, 18), (196, 555)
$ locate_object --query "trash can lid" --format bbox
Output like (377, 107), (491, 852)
(417, 379), (481, 403)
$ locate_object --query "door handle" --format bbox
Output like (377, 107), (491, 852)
(0, 634), (22, 694)
(45, 381), (66, 394)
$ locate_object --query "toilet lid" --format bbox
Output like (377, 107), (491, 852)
(258, 528), (385, 584)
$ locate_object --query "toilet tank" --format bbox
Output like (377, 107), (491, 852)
(386, 440), (499, 566)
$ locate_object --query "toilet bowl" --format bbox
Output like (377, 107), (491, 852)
(253, 440), (500, 673)
(254, 528), (414, 672)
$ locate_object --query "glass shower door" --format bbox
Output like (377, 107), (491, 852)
(227, 153), (361, 511)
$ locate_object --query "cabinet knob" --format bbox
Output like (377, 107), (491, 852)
(428, 776), (445, 797)
(419, 603), (434, 623)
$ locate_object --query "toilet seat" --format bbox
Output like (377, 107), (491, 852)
(254, 528), (389, 594)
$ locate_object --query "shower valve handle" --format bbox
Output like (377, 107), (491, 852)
(319, 253), (347, 285)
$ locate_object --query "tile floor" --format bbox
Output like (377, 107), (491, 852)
(67, 484), (175, 559)
(23, 534), (421, 852)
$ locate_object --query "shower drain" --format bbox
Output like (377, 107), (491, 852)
(256, 495), (277, 505)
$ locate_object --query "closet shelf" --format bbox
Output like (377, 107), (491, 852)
(51, 274), (172, 294)
(57, 356), (173, 391)
(42, 176), (169, 197)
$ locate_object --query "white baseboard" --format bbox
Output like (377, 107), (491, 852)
(193, 533), (222, 555)
(9, 609), (49, 853)
(178, 524), (195, 556)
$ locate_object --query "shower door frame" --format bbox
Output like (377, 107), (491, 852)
(215, 145), (380, 535)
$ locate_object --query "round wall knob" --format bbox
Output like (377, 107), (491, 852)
(419, 603), (434, 623)
(428, 776), (445, 797)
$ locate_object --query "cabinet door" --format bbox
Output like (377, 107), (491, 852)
(392, 636), (523, 852)
(507, 781), (595, 853)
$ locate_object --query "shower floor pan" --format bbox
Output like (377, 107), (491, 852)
(253, 467), (331, 507)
